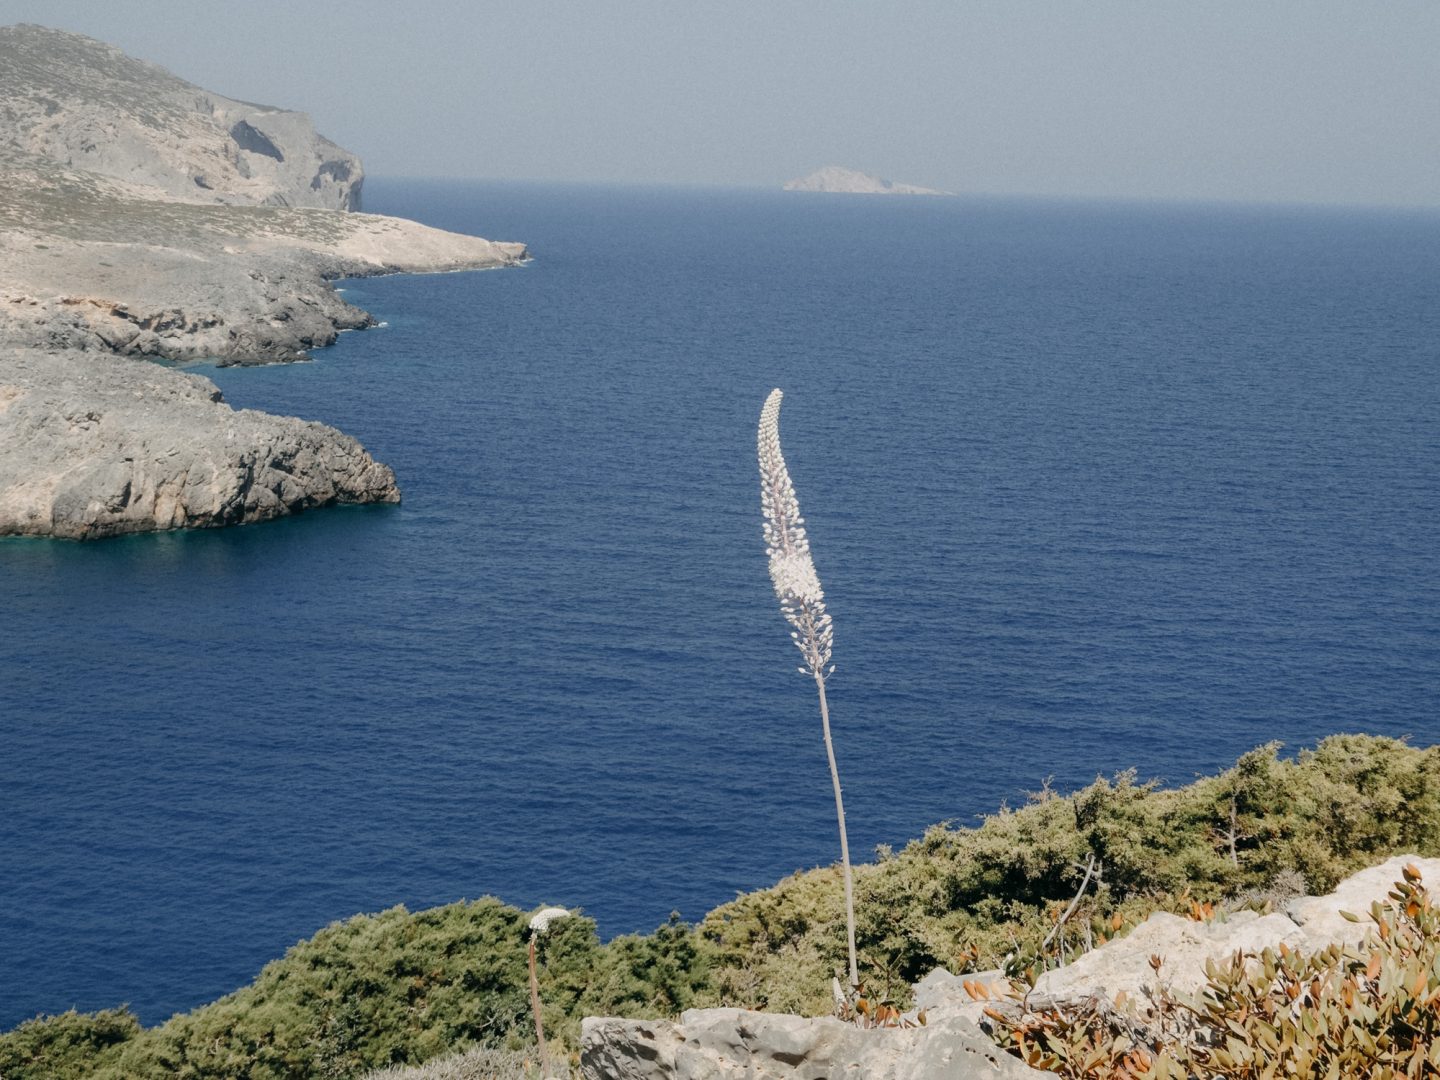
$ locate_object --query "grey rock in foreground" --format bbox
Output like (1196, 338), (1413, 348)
(918, 854), (1440, 1032)
(0, 24), (363, 210)
(579, 1009), (1042, 1079)
(783, 166), (951, 196)
(1031, 854), (1435, 1008)
(0, 349), (399, 538)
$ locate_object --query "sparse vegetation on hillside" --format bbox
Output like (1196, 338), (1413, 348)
(0, 157), (353, 249)
(988, 865), (1440, 1078)
(701, 734), (1440, 1016)
(3, 734), (1437, 1079)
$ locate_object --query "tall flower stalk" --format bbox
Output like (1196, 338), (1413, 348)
(757, 388), (857, 991)
(527, 906), (570, 1077)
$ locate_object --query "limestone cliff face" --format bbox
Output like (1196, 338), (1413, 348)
(0, 349), (400, 538)
(0, 24), (527, 537)
(0, 156), (527, 365)
(0, 23), (364, 210)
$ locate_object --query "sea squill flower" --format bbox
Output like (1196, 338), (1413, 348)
(757, 388), (857, 991)
(527, 906), (570, 1075)
(759, 389), (833, 680)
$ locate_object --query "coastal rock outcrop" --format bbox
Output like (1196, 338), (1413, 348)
(0, 24), (528, 370)
(0, 349), (399, 538)
(0, 23), (364, 210)
(913, 853), (1440, 1038)
(0, 23), (528, 536)
(0, 156), (527, 365)
(783, 166), (951, 196)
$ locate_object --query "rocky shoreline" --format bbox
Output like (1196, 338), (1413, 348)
(0, 24), (526, 537)
(0, 167), (527, 366)
(0, 349), (402, 539)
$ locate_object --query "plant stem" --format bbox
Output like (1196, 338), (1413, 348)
(1040, 852), (1097, 958)
(528, 935), (548, 1076)
(815, 671), (858, 990)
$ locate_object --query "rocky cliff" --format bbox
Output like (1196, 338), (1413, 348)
(0, 349), (399, 538)
(0, 153), (525, 365)
(0, 24), (364, 210)
(0, 24), (526, 536)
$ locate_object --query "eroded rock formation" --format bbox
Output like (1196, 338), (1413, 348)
(0, 349), (398, 538)
(0, 24), (527, 535)
(0, 23), (364, 210)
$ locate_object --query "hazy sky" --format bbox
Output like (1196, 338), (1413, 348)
(3, 0), (1437, 206)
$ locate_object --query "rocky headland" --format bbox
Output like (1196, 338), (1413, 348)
(0, 22), (365, 211)
(0, 350), (399, 539)
(783, 165), (952, 196)
(0, 24), (526, 538)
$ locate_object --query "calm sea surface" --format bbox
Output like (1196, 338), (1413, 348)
(2, 181), (1437, 1028)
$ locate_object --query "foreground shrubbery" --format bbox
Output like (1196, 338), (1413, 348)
(700, 733), (1440, 1015)
(0, 905), (707, 1080)
(4, 734), (1438, 1079)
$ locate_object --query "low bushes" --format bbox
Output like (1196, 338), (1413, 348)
(4, 734), (1437, 1079)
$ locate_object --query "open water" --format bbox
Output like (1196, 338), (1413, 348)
(2, 181), (1438, 1029)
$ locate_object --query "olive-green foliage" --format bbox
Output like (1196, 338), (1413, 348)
(113, 897), (534, 1080)
(0, 900), (703, 1080)
(5, 735), (1437, 1079)
(0, 1007), (140, 1080)
(699, 734), (1440, 1015)
(1160, 867), (1440, 1078)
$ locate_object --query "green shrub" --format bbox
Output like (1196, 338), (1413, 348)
(698, 734), (1440, 1014)
(0, 1006), (140, 1079)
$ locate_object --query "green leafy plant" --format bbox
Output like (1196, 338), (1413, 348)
(756, 387), (857, 993)
(699, 735), (1440, 1015)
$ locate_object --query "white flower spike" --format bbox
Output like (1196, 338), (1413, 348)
(756, 388), (857, 991)
(758, 388), (834, 680)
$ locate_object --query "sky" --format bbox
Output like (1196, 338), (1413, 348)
(2, 0), (1437, 207)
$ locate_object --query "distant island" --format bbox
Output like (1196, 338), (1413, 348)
(783, 165), (952, 196)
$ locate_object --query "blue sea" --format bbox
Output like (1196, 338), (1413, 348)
(2, 181), (1437, 1030)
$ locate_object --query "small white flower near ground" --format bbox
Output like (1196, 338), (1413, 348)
(529, 906), (571, 935)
